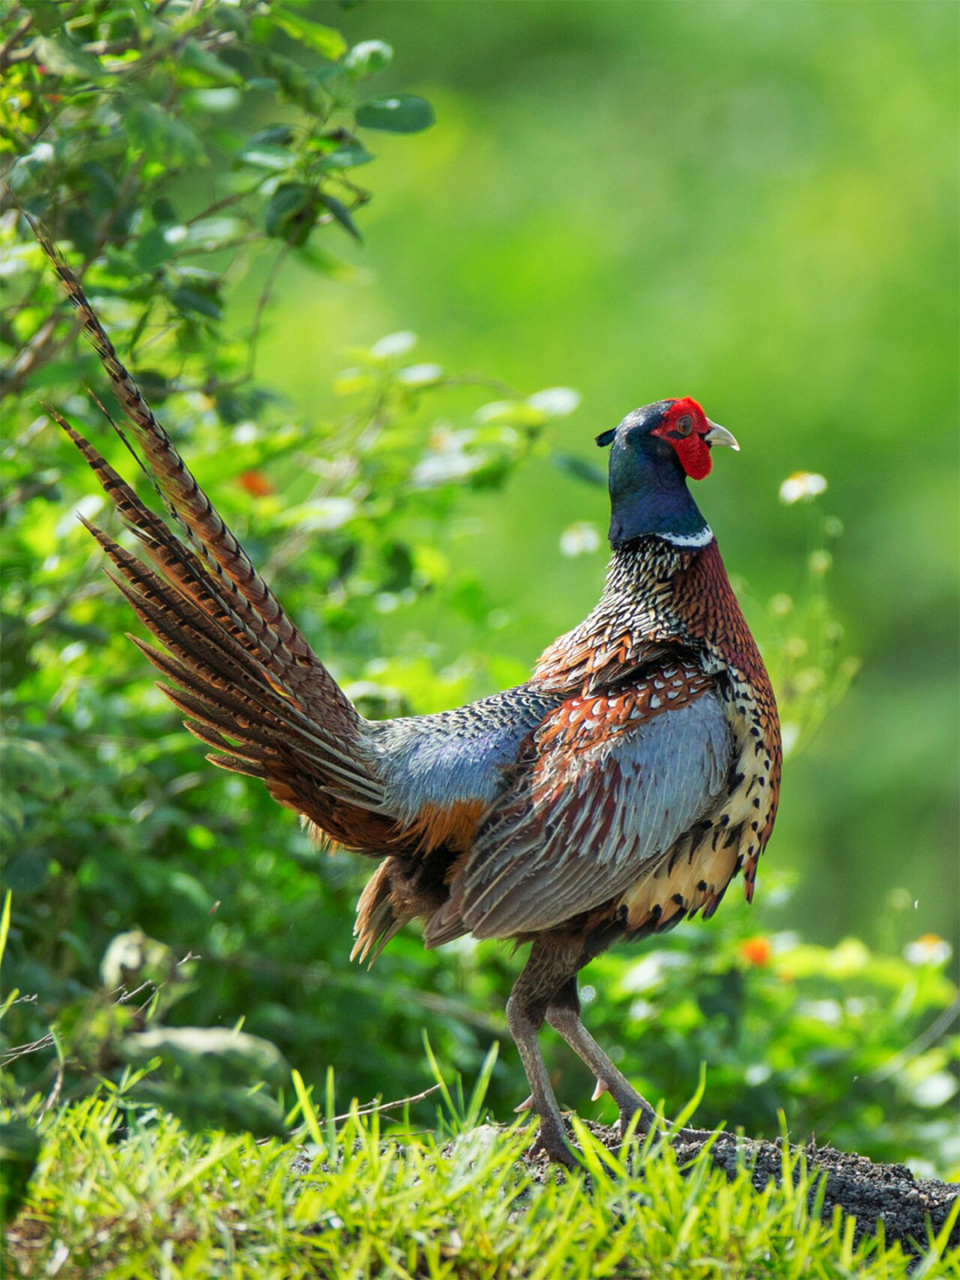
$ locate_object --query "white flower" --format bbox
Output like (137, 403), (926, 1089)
(283, 497), (356, 532)
(904, 934), (953, 967)
(745, 1063), (772, 1086)
(56, 493), (104, 539)
(779, 471), (827, 504)
(398, 363), (443, 386)
(371, 331), (417, 359)
(628, 999), (657, 1023)
(345, 40), (393, 72)
(796, 998), (843, 1026)
(559, 521), (601, 557)
(912, 1072), (959, 1109)
(527, 387), (580, 418)
(621, 951), (687, 993)
(412, 450), (482, 487)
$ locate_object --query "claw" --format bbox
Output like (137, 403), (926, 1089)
(591, 1078), (609, 1102)
(514, 1094), (535, 1113)
(529, 1123), (578, 1169)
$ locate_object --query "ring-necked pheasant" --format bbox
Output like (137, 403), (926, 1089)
(37, 228), (780, 1165)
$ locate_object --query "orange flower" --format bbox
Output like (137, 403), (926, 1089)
(238, 470), (274, 497)
(739, 936), (771, 967)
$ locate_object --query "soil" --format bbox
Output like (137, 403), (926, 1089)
(515, 1119), (960, 1260)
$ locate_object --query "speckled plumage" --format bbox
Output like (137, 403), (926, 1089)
(37, 219), (780, 1166)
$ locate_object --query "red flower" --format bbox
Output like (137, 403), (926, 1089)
(238, 470), (274, 497)
(739, 936), (771, 967)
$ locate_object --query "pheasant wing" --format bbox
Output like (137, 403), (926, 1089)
(426, 662), (731, 943)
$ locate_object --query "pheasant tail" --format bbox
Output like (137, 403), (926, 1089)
(33, 221), (387, 841)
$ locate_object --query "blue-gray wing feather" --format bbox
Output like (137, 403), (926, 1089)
(369, 686), (559, 825)
(436, 689), (732, 940)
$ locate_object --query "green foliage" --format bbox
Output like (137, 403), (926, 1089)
(578, 914), (959, 1174)
(1, 0), (433, 409)
(3, 1087), (959, 1278)
(0, 1117), (40, 1227)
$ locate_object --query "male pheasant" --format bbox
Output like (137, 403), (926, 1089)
(39, 232), (780, 1165)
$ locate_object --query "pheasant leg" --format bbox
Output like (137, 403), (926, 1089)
(544, 1004), (657, 1133)
(505, 940), (596, 1166)
(505, 993), (575, 1167)
(546, 999), (711, 1142)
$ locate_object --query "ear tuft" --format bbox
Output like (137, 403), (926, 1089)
(595, 428), (616, 448)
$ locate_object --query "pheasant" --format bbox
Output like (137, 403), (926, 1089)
(37, 229), (781, 1165)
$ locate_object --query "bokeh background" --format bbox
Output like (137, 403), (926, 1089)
(258, 0), (960, 947)
(3, 0), (958, 1171)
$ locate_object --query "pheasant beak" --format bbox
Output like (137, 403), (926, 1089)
(705, 421), (740, 452)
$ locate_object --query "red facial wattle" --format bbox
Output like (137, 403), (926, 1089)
(652, 397), (713, 481)
(672, 432), (712, 481)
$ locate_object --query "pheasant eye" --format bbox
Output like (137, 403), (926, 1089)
(674, 415), (693, 437)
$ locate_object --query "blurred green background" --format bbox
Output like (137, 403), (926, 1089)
(256, 0), (960, 947)
(2, 0), (957, 1171)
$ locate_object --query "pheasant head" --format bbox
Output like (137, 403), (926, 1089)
(596, 397), (739, 548)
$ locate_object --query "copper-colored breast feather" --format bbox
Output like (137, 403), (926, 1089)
(673, 541), (782, 901)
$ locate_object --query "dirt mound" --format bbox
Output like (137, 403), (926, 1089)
(518, 1120), (959, 1258)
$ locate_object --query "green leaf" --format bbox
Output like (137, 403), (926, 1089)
(184, 216), (242, 246)
(22, 0), (62, 36)
(264, 182), (320, 246)
(294, 244), (356, 281)
(128, 1081), (287, 1138)
(238, 145), (294, 172)
(255, 51), (328, 119)
(132, 368), (171, 402)
(246, 124), (296, 149)
(2, 851), (48, 897)
(344, 40), (393, 76)
(185, 87), (242, 114)
(133, 226), (175, 271)
(317, 142), (374, 171)
(8, 141), (55, 193)
(551, 450), (607, 488)
(474, 399), (545, 427)
(123, 101), (204, 167)
(239, 126), (297, 169)
(0, 891), (11, 968)
(273, 9), (347, 60)
(321, 194), (362, 242)
(209, 4), (249, 39)
(33, 33), (102, 79)
(355, 95), (434, 134)
(151, 197), (178, 226)
(0, 1119), (41, 1223)
(178, 38), (243, 87)
(170, 285), (222, 321)
(0, 737), (61, 801)
(120, 1026), (290, 1088)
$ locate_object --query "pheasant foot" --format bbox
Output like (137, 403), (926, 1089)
(506, 992), (578, 1167)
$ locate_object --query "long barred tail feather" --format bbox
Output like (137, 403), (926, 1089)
(29, 211), (356, 732)
(29, 218), (396, 847)
(54, 412), (292, 690)
(77, 500), (387, 812)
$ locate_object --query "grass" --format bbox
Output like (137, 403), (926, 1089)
(4, 1068), (959, 1280)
